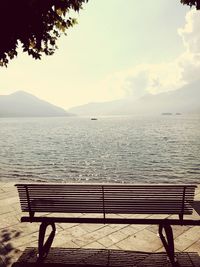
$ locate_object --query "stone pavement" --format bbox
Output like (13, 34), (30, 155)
(0, 182), (200, 267)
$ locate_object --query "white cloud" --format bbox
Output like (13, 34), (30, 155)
(178, 9), (200, 54)
(101, 8), (200, 99)
(123, 63), (184, 96)
(178, 51), (200, 83)
(177, 9), (200, 84)
(100, 61), (184, 100)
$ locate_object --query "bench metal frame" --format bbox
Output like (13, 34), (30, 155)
(15, 183), (200, 266)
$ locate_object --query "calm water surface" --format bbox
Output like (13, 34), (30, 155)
(0, 115), (200, 184)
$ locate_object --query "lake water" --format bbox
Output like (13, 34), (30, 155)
(0, 115), (200, 184)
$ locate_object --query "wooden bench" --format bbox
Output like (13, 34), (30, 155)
(15, 183), (200, 266)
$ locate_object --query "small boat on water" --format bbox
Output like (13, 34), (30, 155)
(91, 118), (98, 120)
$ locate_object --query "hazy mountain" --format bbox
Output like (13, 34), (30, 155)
(0, 91), (70, 117)
(68, 81), (200, 116)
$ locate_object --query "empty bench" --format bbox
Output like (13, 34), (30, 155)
(15, 183), (200, 266)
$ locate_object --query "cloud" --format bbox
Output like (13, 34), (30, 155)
(177, 9), (200, 84)
(100, 61), (184, 100)
(102, 8), (200, 99)
(178, 9), (200, 54)
(178, 51), (200, 83)
(121, 63), (184, 97)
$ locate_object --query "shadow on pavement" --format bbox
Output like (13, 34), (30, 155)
(0, 228), (22, 267)
(192, 201), (200, 216)
(12, 247), (200, 267)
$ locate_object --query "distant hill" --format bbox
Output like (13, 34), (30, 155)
(0, 91), (71, 117)
(68, 81), (200, 116)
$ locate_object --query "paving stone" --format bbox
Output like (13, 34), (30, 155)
(108, 244), (120, 250)
(146, 224), (159, 234)
(0, 242), (8, 263)
(3, 231), (39, 250)
(1, 248), (22, 267)
(119, 213), (149, 219)
(147, 224), (192, 239)
(184, 239), (200, 254)
(11, 203), (21, 213)
(0, 237), (23, 263)
(0, 196), (18, 207)
(195, 193), (200, 201)
(72, 226), (115, 247)
(129, 224), (149, 231)
(69, 225), (89, 238)
(0, 205), (16, 215)
(57, 223), (79, 230)
(1, 183), (15, 189)
(147, 214), (168, 219)
(106, 214), (122, 218)
(51, 232), (79, 248)
(98, 230), (128, 247)
(0, 191), (16, 199)
(48, 212), (81, 218)
(116, 229), (163, 252)
(80, 213), (101, 218)
(80, 223), (105, 233)
(88, 225), (116, 240)
(83, 241), (106, 249)
(72, 233), (97, 247)
(172, 225), (192, 238)
(0, 213), (20, 229)
(2, 224), (37, 238)
(108, 224), (128, 231)
(175, 226), (200, 251)
(120, 225), (139, 236)
(30, 236), (79, 251)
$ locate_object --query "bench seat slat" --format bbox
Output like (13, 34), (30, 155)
(19, 192), (194, 196)
(18, 200), (192, 205)
(19, 208), (192, 213)
(17, 191), (195, 196)
(17, 185), (194, 188)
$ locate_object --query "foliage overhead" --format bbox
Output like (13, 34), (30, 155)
(0, 0), (88, 67)
(0, 0), (199, 67)
(181, 0), (200, 9)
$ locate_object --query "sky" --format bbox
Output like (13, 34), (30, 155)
(0, 0), (199, 110)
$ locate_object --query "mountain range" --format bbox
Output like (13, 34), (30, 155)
(0, 91), (70, 117)
(67, 81), (200, 116)
(1, 80), (199, 117)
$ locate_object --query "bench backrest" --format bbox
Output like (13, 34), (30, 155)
(15, 183), (196, 218)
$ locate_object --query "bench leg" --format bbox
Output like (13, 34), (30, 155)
(159, 223), (178, 267)
(37, 222), (56, 261)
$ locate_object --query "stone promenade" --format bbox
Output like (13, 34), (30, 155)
(0, 182), (200, 267)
